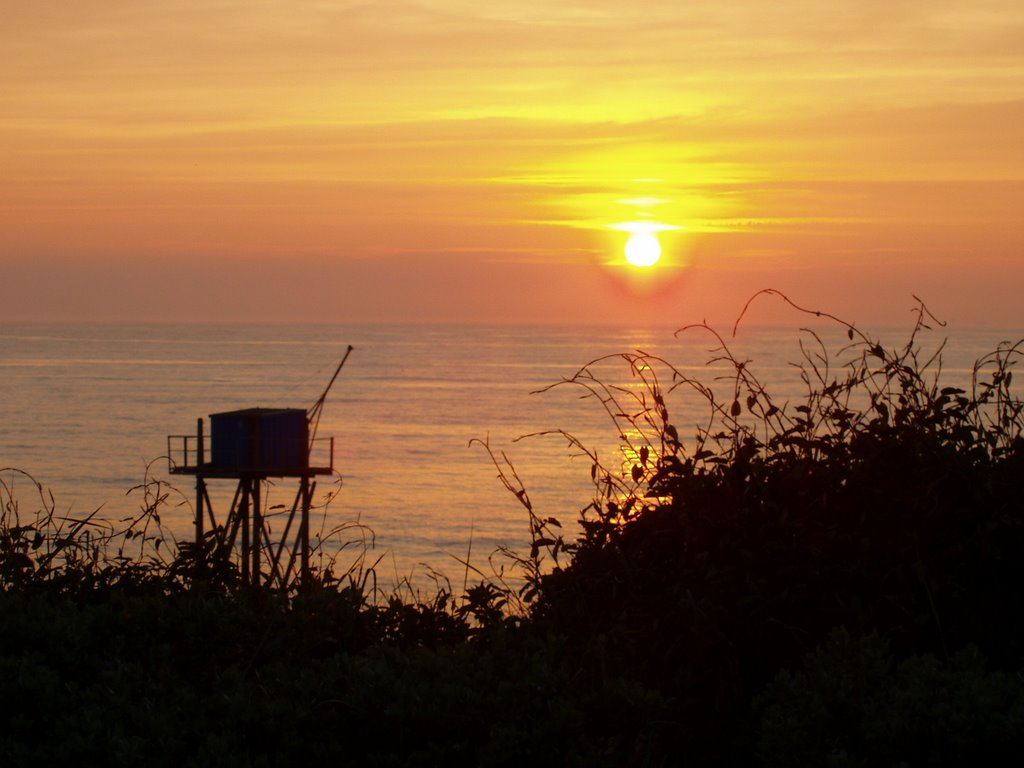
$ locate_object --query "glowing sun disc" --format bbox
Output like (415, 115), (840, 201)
(624, 232), (661, 267)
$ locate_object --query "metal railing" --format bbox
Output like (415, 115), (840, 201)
(309, 436), (335, 472)
(167, 434), (201, 474)
(167, 434), (334, 474)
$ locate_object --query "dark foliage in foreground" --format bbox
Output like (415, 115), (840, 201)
(0, 587), (664, 766)
(521, 292), (1024, 764)
(2, 292), (1023, 766)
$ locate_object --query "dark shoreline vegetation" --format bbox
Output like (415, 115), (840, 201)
(3, 291), (1024, 766)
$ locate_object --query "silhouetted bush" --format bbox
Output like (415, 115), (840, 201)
(519, 291), (1024, 763)
(757, 629), (1024, 766)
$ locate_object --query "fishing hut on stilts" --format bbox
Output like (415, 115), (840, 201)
(167, 347), (353, 590)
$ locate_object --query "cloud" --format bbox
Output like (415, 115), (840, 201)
(3, 0), (1023, 324)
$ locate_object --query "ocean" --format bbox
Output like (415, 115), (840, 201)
(1, 320), (1018, 587)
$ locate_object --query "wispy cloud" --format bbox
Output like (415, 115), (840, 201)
(3, 0), (1023, 322)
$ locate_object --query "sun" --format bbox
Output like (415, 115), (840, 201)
(624, 232), (662, 267)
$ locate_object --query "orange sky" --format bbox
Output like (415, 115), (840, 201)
(3, 1), (1023, 327)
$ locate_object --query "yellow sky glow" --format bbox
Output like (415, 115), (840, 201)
(2, 0), (1023, 325)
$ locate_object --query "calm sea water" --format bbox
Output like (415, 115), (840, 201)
(1, 321), (1018, 585)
